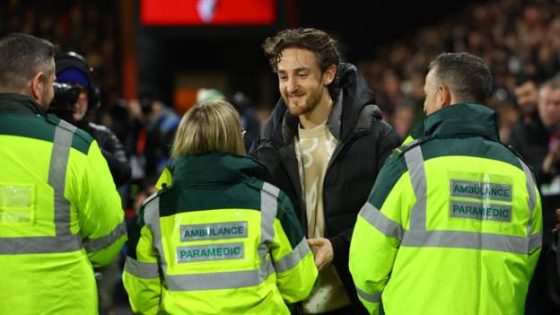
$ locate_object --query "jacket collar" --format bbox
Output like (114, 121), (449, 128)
(410, 103), (500, 141)
(0, 93), (45, 116)
(171, 153), (270, 186)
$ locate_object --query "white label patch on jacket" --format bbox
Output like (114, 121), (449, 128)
(176, 243), (245, 262)
(0, 184), (35, 224)
(180, 221), (248, 241)
(450, 180), (512, 201)
(450, 200), (512, 222)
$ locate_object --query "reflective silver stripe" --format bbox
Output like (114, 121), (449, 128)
(356, 287), (381, 303)
(83, 221), (126, 252)
(124, 256), (159, 279)
(258, 182), (279, 284)
(261, 182), (279, 244)
(144, 195), (166, 272)
(519, 159), (537, 241)
(402, 230), (529, 254)
(166, 262), (275, 291)
(529, 233), (542, 252)
(49, 120), (76, 236)
(0, 234), (81, 254)
(274, 238), (310, 273)
(404, 145), (427, 232)
(359, 202), (403, 241)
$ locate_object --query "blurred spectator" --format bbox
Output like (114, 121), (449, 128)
(195, 88), (262, 152)
(514, 76), (539, 123)
(361, 0), (560, 132)
(391, 103), (417, 140)
(126, 89), (179, 198)
(227, 91), (260, 151)
(0, 1), (121, 108)
(509, 77), (560, 315)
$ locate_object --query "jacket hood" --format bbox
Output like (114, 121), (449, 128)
(262, 63), (380, 144)
(171, 153), (271, 186)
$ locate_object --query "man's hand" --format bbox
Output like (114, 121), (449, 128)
(553, 208), (560, 234)
(307, 237), (333, 271)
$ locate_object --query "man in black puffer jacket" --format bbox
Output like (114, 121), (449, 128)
(252, 28), (400, 315)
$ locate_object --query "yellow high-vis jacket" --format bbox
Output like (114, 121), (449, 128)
(124, 153), (318, 315)
(0, 94), (126, 315)
(349, 104), (542, 315)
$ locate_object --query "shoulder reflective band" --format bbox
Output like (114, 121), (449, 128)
(0, 120), (81, 254)
(401, 145), (537, 254)
(405, 144), (427, 232)
(359, 202), (403, 241)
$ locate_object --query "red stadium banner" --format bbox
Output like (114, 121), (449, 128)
(141, 0), (276, 26)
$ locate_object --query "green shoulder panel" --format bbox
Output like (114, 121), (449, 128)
(158, 181), (261, 218)
(46, 114), (93, 154)
(420, 137), (522, 170)
(0, 115), (55, 142)
(369, 149), (409, 210)
(71, 128), (94, 154)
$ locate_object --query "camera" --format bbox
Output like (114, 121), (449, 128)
(48, 82), (81, 122)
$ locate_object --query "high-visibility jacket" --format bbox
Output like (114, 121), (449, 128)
(123, 153), (318, 315)
(0, 94), (126, 315)
(349, 104), (542, 315)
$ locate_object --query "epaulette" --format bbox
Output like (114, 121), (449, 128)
(393, 135), (435, 156)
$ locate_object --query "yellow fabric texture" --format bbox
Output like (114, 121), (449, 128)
(350, 155), (542, 315)
(0, 133), (125, 315)
(124, 199), (318, 315)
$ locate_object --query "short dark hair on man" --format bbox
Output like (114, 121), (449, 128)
(262, 28), (340, 99)
(0, 33), (56, 89)
(429, 52), (493, 104)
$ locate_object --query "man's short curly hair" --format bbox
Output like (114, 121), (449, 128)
(262, 28), (340, 99)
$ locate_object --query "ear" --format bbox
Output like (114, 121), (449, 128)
(438, 84), (452, 109)
(29, 71), (45, 102)
(322, 64), (337, 85)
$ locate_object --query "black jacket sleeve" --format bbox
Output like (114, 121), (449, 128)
(88, 123), (132, 187)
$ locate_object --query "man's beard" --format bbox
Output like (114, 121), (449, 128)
(284, 87), (323, 116)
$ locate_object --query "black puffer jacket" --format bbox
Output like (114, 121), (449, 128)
(82, 122), (131, 188)
(252, 63), (400, 314)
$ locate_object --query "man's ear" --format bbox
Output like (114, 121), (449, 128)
(29, 71), (45, 102)
(322, 64), (337, 85)
(438, 84), (452, 109)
